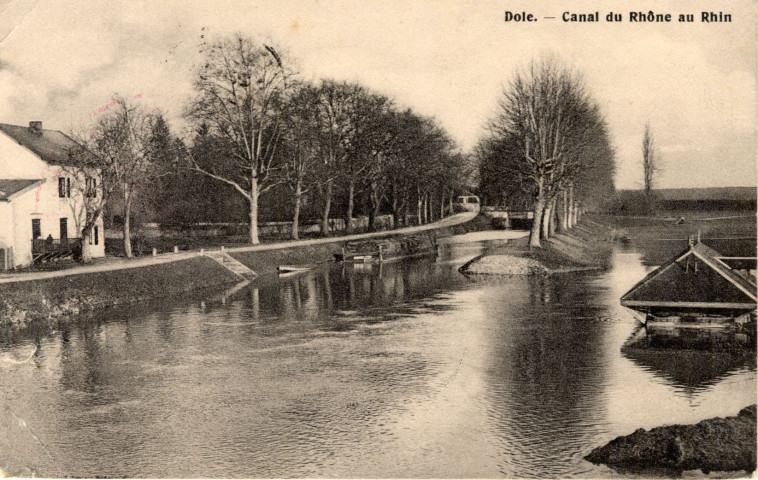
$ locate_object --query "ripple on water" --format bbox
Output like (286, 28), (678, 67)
(0, 249), (754, 478)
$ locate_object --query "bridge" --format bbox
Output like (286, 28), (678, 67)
(480, 207), (534, 229)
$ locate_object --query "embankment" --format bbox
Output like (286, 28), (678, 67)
(229, 242), (343, 276)
(585, 405), (757, 475)
(0, 256), (241, 324)
(460, 219), (613, 275)
(0, 228), (447, 325)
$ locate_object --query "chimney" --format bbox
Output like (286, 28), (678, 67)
(29, 121), (42, 135)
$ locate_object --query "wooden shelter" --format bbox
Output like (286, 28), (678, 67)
(621, 241), (757, 326)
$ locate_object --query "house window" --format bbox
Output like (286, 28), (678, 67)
(32, 219), (41, 239)
(58, 177), (71, 198)
(89, 225), (99, 245)
(86, 177), (97, 198)
(60, 218), (68, 241)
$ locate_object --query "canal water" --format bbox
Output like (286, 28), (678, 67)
(0, 234), (755, 478)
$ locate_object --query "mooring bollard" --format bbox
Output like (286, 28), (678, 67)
(200, 248), (205, 254)
(152, 248), (157, 257)
(221, 246), (225, 252)
(174, 245), (179, 254)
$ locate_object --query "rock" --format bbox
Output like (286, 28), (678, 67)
(585, 405), (757, 474)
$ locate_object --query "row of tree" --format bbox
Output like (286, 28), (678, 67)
(476, 58), (616, 247)
(67, 34), (472, 261)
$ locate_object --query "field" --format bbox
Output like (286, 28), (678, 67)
(592, 210), (756, 265)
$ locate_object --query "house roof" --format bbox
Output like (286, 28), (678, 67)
(621, 241), (757, 311)
(0, 123), (78, 166)
(0, 179), (41, 201)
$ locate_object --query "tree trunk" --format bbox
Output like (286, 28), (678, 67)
(448, 190), (454, 216)
(391, 183), (400, 228)
(561, 189), (568, 231)
(368, 180), (380, 232)
(291, 180), (303, 240)
(568, 183), (576, 228)
(549, 197), (557, 236)
(122, 189), (133, 257)
(320, 180), (333, 236)
(402, 192), (410, 227)
(81, 229), (93, 263)
(541, 200), (552, 240)
(439, 190), (445, 219)
(422, 193), (429, 224)
(416, 186), (423, 225)
(529, 179), (546, 248)
(345, 179), (355, 234)
(249, 179), (260, 245)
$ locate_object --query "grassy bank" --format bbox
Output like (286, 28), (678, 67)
(0, 256), (241, 325)
(1, 220), (467, 325)
(461, 219), (613, 275)
(229, 242), (344, 276)
(229, 232), (439, 276)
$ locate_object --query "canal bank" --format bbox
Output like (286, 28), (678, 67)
(460, 218), (614, 275)
(0, 222), (754, 478)
(0, 213), (480, 325)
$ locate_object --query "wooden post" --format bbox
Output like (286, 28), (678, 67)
(152, 248), (157, 257)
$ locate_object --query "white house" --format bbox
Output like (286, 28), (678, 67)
(0, 121), (105, 270)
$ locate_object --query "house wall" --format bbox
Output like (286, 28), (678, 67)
(0, 128), (106, 268)
(6, 167), (105, 268)
(0, 203), (13, 269)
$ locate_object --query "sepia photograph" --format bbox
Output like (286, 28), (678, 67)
(0, 0), (755, 477)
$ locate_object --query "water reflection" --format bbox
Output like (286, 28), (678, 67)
(0, 243), (754, 477)
(622, 325), (756, 396)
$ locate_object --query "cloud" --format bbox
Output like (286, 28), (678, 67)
(0, 0), (753, 189)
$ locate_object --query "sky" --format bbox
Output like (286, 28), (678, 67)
(0, 0), (755, 190)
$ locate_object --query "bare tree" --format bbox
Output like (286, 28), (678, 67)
(91, 98), (168, 257)
(642, 122), (660, 195)
(489, 59), (588, 247)
(185, 34), (295, 244)
(483, 57), (613, 246)
(63, 145), (111, 263)
(282, 83), (319, 240)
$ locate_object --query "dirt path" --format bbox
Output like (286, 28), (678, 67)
(0, 212), (478, 284)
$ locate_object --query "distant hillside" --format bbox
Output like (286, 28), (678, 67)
(617, 187), (756, 201)
(651, 187), (756, 202)
(610, 187), (756, 214)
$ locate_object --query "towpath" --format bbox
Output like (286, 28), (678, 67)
(0, 212), (480, 284)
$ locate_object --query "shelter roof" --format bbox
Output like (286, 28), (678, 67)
(621, 242), (757, 310)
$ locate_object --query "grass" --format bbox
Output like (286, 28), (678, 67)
(471, 220), (614, 272)
(0, 256), (241, 324)
(593, 210), (756, 264)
